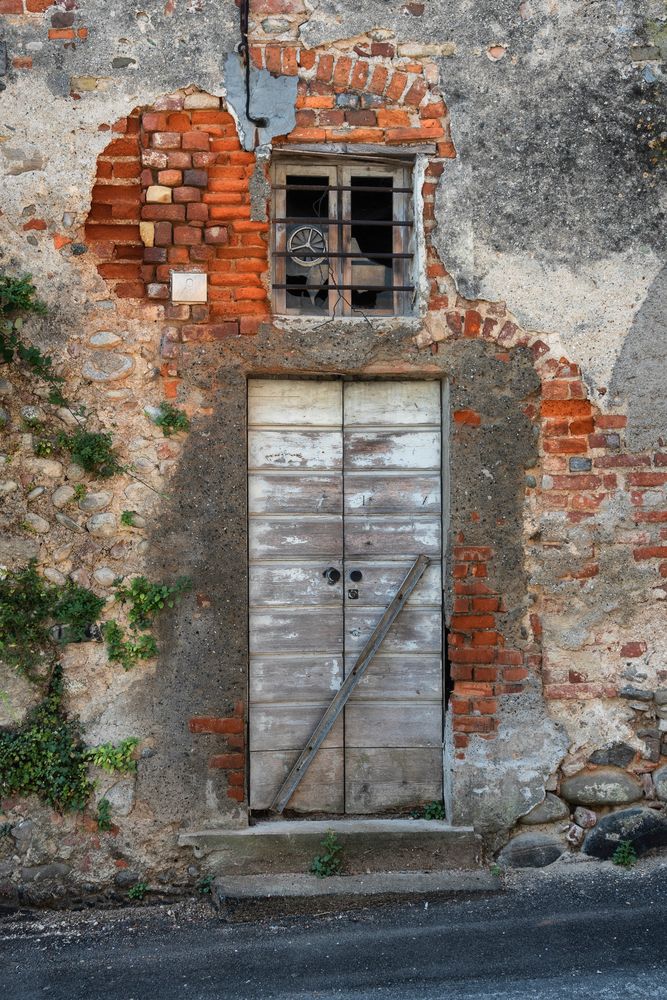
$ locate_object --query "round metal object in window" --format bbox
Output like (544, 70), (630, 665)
(287, 226), (328, 267)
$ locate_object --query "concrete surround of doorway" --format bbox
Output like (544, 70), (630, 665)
(141, 322), (559, 859)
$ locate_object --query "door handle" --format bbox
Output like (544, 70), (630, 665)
(323, 567), (341, 585)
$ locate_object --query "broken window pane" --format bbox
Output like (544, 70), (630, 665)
(285, 174), (330, 315)
(349, 175), (394, 312)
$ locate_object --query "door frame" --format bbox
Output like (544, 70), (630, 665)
(245, 374), (451, 817)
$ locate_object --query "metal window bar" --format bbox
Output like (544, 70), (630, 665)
(273, 251), (413, 258)
(272, 184), (414, 193)
(272, 284), (414, 291)
(273, 217), (413, 227)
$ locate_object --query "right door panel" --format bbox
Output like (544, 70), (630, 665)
(343, 381), (443, 813)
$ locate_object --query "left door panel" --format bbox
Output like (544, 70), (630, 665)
(248, 380), (345, 811)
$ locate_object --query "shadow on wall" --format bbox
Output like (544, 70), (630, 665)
(608, 265), (667, 452)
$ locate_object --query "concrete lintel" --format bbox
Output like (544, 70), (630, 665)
(282, 143), (436, 158)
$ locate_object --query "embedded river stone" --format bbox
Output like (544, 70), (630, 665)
(52, 484), (76, 508)
(497, 833), (565, 868)
(588, 743), (636, 768)
(519, 793), (569, 825)
(87, 331), (122, 349)
(23, 458), (63, 478)
(653, 765), (667, 802)
(560, 768), (643, 806)
(86, 512), (117, 537)
(78, 490), (112, 512)
(582, 808), (667, 859)
(82, 352), (134, 382)
(23, 512), (50, 534)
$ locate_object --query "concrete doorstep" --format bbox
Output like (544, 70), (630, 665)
(179, 819), (483, 875)
(211, 870), (502, 918)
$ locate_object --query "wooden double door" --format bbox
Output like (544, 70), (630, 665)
(248, 379), (444, 813)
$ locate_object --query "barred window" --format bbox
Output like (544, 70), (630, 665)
(271, 156), (414, 317)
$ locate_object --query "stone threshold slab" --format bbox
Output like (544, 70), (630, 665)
(179, 820), (483, 874)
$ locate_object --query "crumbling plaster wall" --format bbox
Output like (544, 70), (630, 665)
(300, 0), (666, 433)
(0, 0), (665, 890)
(1, 0), (663, 429)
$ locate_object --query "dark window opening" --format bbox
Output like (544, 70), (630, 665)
(272, 158), (414, 318)
(349, 175), (393, 311)
(284, 173), (330, 315)
(444, 625), (453, 711)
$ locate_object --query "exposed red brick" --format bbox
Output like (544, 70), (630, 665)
(453, 408), (481, 426)
(620, 642), (647, 658)
(189, 716), (244, 734)
(316, 54), (334, 82)
(209, 753), (244, 769)
(627, 472), (667, 486)
(633, 546), (667, 560)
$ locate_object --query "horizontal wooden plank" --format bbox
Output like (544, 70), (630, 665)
(342, 561), (442, 607)
(250, 655), (342, 703)
(248, 473), (342, 515)
(345, 702), (442, 748)
(249, 703), (344, 751)
(345, 608), (442, 655)
(345, 747), (443, 813)
(344, 516), (441, 558)
(344, 654), (442, 700)
(344, 431), (440, 470)
(248, 379), (342, 427)
(344, 473), (441, 514)
(249, 517), (343, 560)
(250, 563), (345, 607)
(250, 749), (344, 812)
(249, 430), (342, 470)
(343, 381), (440, 426)
(249, 609), (343, 654)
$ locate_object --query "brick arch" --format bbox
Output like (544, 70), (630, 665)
(84, 42), (456, 330)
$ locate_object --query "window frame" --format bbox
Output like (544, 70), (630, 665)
(271, 155), (414, 319)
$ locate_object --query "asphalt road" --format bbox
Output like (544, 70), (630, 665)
(1, 861), (666, 1000)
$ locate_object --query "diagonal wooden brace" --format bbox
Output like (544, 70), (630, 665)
(270, 554), (430, 813)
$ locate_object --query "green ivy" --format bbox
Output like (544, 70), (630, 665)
(0, 562), (105, 679)
(0, 562), (58, 679)
(127, 881), (148, 901)
(97, 797), (112, 831)
(410, 800), (445, 821)
(151, 403), (190, 437)
(113, 575), (191, 630)
(56, 429), (123, 479)
(53, 583), (106, 643)
(0, 274), (68, 408)
(310, 831), (343, 878)
(33, 438), (54, 457)
(102, 621), (157, 671)
(0, 274), (47, 317)
(85, 737), (139, 774)
(0, 664), (92, 811)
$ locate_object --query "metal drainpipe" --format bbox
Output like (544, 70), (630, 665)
(238, 0), (268, 130)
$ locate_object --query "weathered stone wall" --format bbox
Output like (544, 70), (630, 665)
(0, 0), (665, 897)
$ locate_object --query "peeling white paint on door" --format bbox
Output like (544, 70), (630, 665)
(248, 379), (443, 814)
